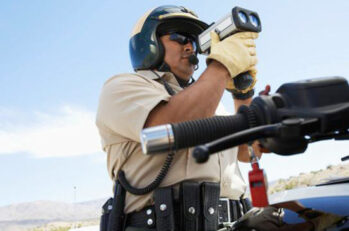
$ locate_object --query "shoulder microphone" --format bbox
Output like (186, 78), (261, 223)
(189, 54), (199, 65)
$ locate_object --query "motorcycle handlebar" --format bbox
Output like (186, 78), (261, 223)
(140, 113), (249, 155)
(141, 77), (349, 157)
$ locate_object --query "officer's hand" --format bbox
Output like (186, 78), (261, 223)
(207, 31), (258, 94)
(235, 207), (285, 231)
(298, 209), (344, 231)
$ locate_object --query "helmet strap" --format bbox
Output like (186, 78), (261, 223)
(152, 70), (176, 96)
(156, 61), (195, 88)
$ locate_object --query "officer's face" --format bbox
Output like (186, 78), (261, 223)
(160, 34), (196, 81)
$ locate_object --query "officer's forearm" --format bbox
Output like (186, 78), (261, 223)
(238, 142), (263, 162)
(238, 145), (250, 162)
(144, 61), (230, 128)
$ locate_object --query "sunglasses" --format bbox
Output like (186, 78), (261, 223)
(169, 33), (197, 51)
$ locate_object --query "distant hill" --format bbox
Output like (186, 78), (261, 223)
(0, 199), (106, 231)
(268, 163), (349, 194)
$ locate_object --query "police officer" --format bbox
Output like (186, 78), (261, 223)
(96, 5), (262, 231)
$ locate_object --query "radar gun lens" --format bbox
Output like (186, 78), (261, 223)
(238, 11), (248, 24)
(250, 14), (260, 27)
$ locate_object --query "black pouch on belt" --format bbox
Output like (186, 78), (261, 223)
(201, 182), (220, 231)
(100, 198), (113, 231)
(179, 181), (200, 231)
(107, 180), (126, 231)
(154, 187), (175, 231)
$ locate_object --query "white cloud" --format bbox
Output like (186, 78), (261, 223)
(0, 106), (102, 158)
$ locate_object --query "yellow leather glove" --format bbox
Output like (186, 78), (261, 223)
(207, 31), (258, 94)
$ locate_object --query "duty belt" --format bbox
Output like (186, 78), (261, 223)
(126, 198), (251, 229)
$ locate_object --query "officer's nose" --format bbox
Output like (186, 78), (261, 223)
(183, 42), (194, 53)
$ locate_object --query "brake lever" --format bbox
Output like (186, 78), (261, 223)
(309, 129), (349, 142)
(192, 123), (281, 163)
(335, 130), (349, 140)
(341, 155), (349, 162)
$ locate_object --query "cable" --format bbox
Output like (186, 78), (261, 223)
(118, 152), (175, 195)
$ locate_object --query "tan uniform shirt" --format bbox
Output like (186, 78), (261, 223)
(96, 70), (246, 213)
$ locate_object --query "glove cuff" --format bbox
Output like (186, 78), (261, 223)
(231, 89), (255, 100)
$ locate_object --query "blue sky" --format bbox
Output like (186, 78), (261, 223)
(1, 0), (348, 206)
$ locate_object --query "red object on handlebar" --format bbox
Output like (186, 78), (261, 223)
(258, 84), (271, 96)
(249, 162), (269, 207)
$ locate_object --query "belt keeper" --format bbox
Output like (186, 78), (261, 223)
(180, 181), (200, 231)
(241, 197), (252, 213)
(218, 198), (231, 225)
(230, 200), (240, 221)
(154, 187), (175, 231)
(201, 182), (220, 231)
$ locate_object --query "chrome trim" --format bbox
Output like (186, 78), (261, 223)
(140, 124), (175, 155)
(198, 13), (237, 54)
(218, 198), (231, 223)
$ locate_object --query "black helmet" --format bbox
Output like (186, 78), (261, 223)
(129, 5), (209, 71)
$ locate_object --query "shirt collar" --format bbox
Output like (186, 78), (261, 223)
(136, 70), (166, 80)
(136, 70), (182, 87)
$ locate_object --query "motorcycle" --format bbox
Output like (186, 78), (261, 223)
(141, 76), (349, 230)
